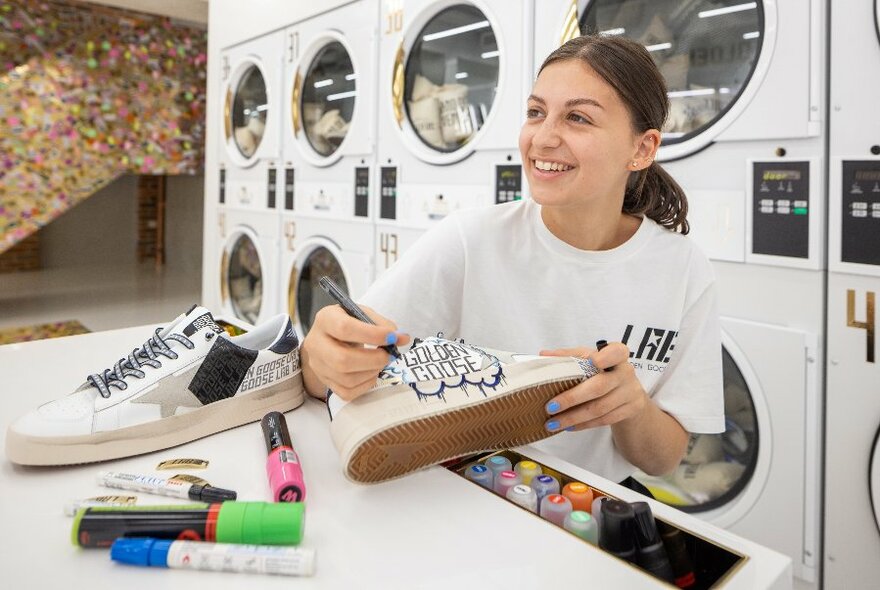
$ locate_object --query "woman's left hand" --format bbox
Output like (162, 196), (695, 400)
(540, 342), (649, 432)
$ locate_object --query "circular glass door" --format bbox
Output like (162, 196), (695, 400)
(291, 246), (349, 335)
(581, 0), (763, 144)
(229, 64), (268, 159)
(404, 4), (500, 152)
(301, 41), (356, 157)
(871, 428), (880, 534)
(226, 234), (263, 324)
(634, 348), (759, 511)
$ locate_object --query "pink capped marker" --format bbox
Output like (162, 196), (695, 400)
(261, 411), (306, 503)
(494, 470), (523, 497)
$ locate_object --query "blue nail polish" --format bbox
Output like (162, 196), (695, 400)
(565, 426), (575, 432)
(546, 401), (560, 414)
(385, 332), (398, 346)
(546, 420), (560, 432)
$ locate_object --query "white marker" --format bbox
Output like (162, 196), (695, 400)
(97, 471), (237, 502)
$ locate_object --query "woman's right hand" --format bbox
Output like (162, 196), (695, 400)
(301, 304), (410, 402)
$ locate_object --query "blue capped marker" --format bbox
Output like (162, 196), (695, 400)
(111, 538), (315, 576)
(464, 464), (494, 489)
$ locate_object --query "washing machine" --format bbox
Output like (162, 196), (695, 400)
(373, 0), (534, 278)
(281, 0), (378, 222)
(218, 31), (284, 213)
(279, 213), (374, 339)
(823, 1), (880, 587)
(533, 1), (827, 586)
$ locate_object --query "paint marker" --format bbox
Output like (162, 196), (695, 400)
(530, 474), (560, 505)
(72, 501), (305, 549)
(632, 502), (674, 583)
(64, 496), (137, 516)
(493, 470), (522, 497)
(599, 499), (637, 563)
(513, 460), (542, 485)
(596, 339), (613, 371)
(485, 456), (513, 479)
(564, 510), (598, 545)
(591, 496), (607, 531)
(561, 481), (594, 512)
(262, 411), (306, 502)
(506, 484), (538, 513)
(540, 493), (572, 527)
(97, 471), (236, 503)
(464, 464), (494, 490)
(657, 521), (696, 588)
(319, 275), (400, 358)
(111, 539), (316, 577)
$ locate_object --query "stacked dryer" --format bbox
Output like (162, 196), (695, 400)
(373, 0), (534, 279)
(210, 32), (286, 326)
(824, 1), (880, 587)
(280, 0), (379, 338)
(534, 1), (825, 587)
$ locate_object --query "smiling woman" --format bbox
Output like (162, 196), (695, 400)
(301, 34), (724, 489)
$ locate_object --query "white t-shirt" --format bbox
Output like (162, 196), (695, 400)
(361, 198), (724, 483)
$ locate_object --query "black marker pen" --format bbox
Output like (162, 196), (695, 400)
(318, 276), (401, 358)
(596, 339), (613, 372)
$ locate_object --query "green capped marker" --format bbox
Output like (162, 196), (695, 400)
(72, 501), (305, 548)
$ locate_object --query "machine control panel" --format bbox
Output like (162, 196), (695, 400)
(267, 167), (277, 209)
(284, 167), (295, 210)
(841, 160), (880, 266)
(495, 165), (523, 204)
(752, 161), (810, 258)
(355, 166), (370, 218)
(219, 168), (226, 204)
(380, 166), (397, 220)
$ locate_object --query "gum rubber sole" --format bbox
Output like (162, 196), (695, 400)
(5, 378), (305, 466)
(345, 377), (582, 483)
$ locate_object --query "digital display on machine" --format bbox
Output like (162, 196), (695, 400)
(841, 160), (880, 266)
(752, 161), (810, 259)
(380, 166), (397, 220)
(354, 166), (369, 218)
(219, 168), (226, 204)
(762, 170), (802, 181)
(854, 170), (880, 182)
(267, 168), (277, 209)
(284, 168), (294, 210)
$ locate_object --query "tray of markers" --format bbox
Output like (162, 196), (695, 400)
(446, 449), (746, 590)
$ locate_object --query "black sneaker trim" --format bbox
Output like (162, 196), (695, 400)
(188, 338), (258, 404)
(269, 318), (299, 354)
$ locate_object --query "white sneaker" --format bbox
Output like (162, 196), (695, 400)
(328, 335), (598, 484)
(5, 306), (304, 466)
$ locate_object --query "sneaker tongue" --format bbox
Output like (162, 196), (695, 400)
(162, 306), (224, 339)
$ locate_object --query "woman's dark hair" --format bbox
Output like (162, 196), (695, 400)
(538, 34), (689, 234)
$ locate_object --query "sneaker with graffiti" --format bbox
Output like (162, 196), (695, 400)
(6, 306), (304, 466)
(328, 335), (598, 483)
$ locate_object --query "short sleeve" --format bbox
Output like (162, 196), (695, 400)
(650, 282), (726, 434)
(360, 214), (466, 339)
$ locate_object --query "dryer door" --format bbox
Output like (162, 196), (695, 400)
(580, 0), (764, 157)
(226, 62), (269, 163)
(400, 3), (501, 161)
(634, 344), (765, 515)
(871, 428), (880, 535)
(299, 40), (357, 160)
(222, 231), (264, 325)
(289, 241), (350, 336)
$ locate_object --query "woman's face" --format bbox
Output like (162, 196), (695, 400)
(519, 60), (652, 211)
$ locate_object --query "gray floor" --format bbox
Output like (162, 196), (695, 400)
(0, 263), (202, 332)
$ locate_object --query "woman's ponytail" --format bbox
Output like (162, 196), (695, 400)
(625, 162), (689, 234)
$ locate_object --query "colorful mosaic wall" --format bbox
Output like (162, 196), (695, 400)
(0, 0), (207, 254)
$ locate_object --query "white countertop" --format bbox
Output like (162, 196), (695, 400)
(0, 325), (792, 589)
